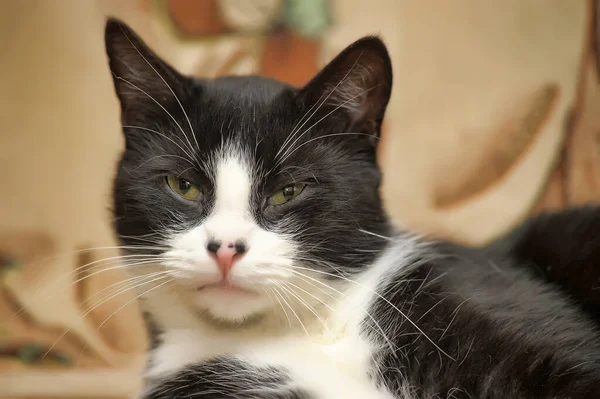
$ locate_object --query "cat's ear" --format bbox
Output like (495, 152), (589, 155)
(299, 36), (393, 140)
(105, 18), (187, 116)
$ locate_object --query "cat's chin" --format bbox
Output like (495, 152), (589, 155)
(192, 286), (273, 323)
(197, 308), (266, 328)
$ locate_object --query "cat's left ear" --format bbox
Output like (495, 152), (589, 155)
(105, 18), (187, 119)
(299, 36), (393, 142)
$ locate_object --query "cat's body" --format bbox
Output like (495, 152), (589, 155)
(104, 19), (600, 399)
(141, 224), (600, 398)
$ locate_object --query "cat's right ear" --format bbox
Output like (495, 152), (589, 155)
(105, 18), (187, 118)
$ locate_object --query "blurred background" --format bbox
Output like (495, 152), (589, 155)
(0, 1), (598, 398)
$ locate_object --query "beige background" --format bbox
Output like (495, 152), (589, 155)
(0, 1), (598, 398)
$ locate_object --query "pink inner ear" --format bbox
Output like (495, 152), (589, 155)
(347, 90), (370, 124)
(326, 65), (384, 125)
(299, 36), (392, 130)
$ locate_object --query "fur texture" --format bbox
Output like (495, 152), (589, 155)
(105, 18), (600, 399)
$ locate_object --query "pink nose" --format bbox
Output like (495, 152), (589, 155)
(206, 240), (247, 276)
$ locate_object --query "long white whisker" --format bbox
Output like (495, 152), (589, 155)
(69, 253), (165, 277)
(283, 132), (375, 161)
(11, 256), (169, 319)
(113, 74), (195, 156)
(289, 261), (455, 361)
(64, 258), (170, 294)
(95, 277), (175, 330)
(119, 26), (199, 152)
(122, 125), (196, 162)
(82, 272), (171, 315)
(358, 229), (394, 241)
(275, 52), (365, 161)
(42, 274), (173, 360)
(19, 244), (169, 270)
(285, 280), (335, 312)
(262, 286), (292, 329)
(134, 154), (196, 170)
(290, 271), (397, 354)
(75, 274), (176, 363)
(270, 287), (293, 329)
(279, 281), (329, 333)
(276, 90), (329, 160)
(81, 271), (171, 309)
(277, 85), (381, 165)
(273, 286), (309, 338)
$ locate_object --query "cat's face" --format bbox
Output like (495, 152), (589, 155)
(106, 19), (393, 323)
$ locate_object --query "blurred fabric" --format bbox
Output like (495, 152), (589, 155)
(0, 1), (598, 398)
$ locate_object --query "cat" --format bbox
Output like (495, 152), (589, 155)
(105, 18), (600, 398)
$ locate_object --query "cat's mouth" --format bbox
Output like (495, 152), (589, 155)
(197, 281), (259, 296)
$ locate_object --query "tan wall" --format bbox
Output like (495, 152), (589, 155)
(0, 2), (160, 397)
(0, 1), (598, 398)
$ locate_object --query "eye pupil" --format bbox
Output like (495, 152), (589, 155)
(270, 183), (307, 206)
(178, 179), (191, 193)
(166, 175), (202, 201)
(283, 185), (295, 199)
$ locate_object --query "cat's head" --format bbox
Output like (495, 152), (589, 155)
(106, 19), (393, 323)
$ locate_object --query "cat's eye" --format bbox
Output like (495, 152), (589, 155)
(166, 175), (202, 201)
(271, 183), (307, 206)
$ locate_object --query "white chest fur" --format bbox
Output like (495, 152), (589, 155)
(145, 241), (414, 399)
(148, 318), (394, 399)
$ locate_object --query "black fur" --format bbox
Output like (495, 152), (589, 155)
(488, 206), (600, 326)
(105, 18), (600, 399)
(368, 218), (600, 397)
(106, 18), (392, 277)
(143, 358), (314, 399)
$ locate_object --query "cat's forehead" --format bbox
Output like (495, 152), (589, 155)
(134, 76), (340, 176)
(196, 76), (297, 122)
(187, 77), (303, 150)
(205, 75), (292, 101)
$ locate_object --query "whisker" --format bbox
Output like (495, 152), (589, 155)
(284, 280), (335, 313)
(42, 274), (173, 360)
(287, 275), (396, 353)
(122, 125), (196, 162)
(289, 260), (455, 361)
(288, 132), (376, 162)
(279, 282), (329, 333)
(69, 253), (166, 277)
(95, 277), (176, 330)
(119, 26), (199, 152)
(82, 272), (171, 315)
(59, 256), (169, 293)
(275, 90), (328, 160)
(275, 53), (365, 161)
(281, 269), (397, 353)
(263, 287), (292, 329)
(18, 244), (169, 271)
(358, 229), (394, 241)
(12, 257), (168, 320)
(272, 286), (309, 338)
(135, 154), (196, 170)
(112, 74), (195, 158)
(81, 271), (171, 309)
(276, 85), (380, 165)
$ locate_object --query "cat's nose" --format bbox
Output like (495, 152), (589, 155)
(206, 239), (247, 276)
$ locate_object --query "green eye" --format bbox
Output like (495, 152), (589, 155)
(271, 183), (307, 205)
(166, 175), (202, 201)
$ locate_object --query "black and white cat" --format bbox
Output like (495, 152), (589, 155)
(105, 19), (600, 398)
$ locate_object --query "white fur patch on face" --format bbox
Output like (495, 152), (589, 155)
(162, 149), (297, 322)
